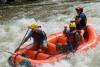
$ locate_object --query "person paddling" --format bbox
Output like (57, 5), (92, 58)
(75, 7), (87, 30)
(19, 23), (47, 51)
(66, 21), (80, 52)
(75, 7), (87, 43)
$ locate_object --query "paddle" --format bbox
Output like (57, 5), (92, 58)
(0, 48), (17, 55)
(0, 49), (15, 55)
(15, 28), (29, 52)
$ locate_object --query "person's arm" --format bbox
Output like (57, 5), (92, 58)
(75, 17), (82, 24)
(43, 31), (47, 40)
(75, 13), (85, 24)
(75, 32), (80, 45)
(76, 18), (81, 24)
(78, 15), (85, 22)
(63, 26), (67, 36)
(21, 31), (32, 45)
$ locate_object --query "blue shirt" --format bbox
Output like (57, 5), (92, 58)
(76, 12), (87, 29)
(25, 30), (47, 45)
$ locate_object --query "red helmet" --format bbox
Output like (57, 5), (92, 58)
(75, 7), (83, 12)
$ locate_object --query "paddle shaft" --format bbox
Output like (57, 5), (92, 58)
(0, 50), (17, 55)
(15, 28), (29, 51)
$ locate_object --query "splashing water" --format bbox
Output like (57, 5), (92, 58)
(0, 2), (100, 67)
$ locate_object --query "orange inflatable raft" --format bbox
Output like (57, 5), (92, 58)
(8, 26), (99, 67)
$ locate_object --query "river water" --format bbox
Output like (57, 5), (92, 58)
(0, 1), (100, 67)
